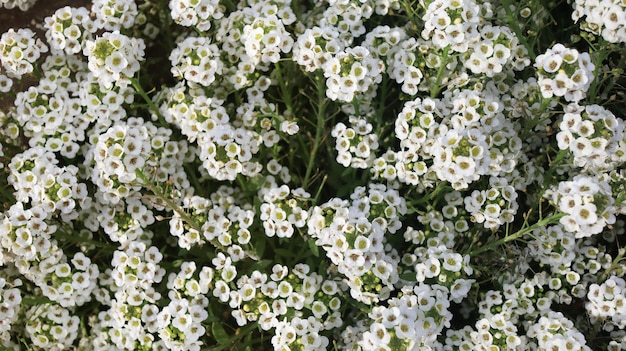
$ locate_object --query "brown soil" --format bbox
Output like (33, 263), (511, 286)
(0, 0), (92, 34)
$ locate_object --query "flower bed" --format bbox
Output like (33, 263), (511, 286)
(0, 0), (625, 350)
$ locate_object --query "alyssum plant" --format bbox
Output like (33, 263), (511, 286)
(0, 0), (625, 350)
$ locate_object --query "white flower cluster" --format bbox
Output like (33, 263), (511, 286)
(157, 261), (211, 351)
(308, 183), (406, 304)
(552, 174), (616, 237)
(26, 247), (99, 307)
(0, 277), (21, 346)
(378, 87), (523, 190)
(386, 36), (427, 95)
(341, 284), (454, 350)
(169, 36), (224, 87)
(587, 276), (626, 331)
(410, 245), (474, 301)
(464, 177), (518, 230)
(557, 102), (625, 171)
(464, 25), (530, 76)
(527, 311), (591, 351)
(230, 263), (342, 351)
(293, 26), (344, 72)
(332, 117), (379, 168)
(44, 6), (94, 55)
(87, 196), (156, 244)
(75, 59), (136, 133)
(25, 303), (80, 351)
(8, 147), (88, 221)
(12, 59), (87, 158)
(0, 28), (48, 79)
(0, 0), (37, 10)
(84, 31), (145, 89)
(197, 120), (263, 181)
(317, 0), (374, 44)
(92, 242), (165, 350)
(572, 0), (626, 43)
(448, 271), (592, 350)
(85, 117), (190, 205)
(259, 181), (310, 238)
(0, 203), (50, 264)
(403, 190), (470, 248)
(420, 0), (481, 52)
(362, 25), (406, 61)
(322, 46), (383, 102)
(169, 0), (224, 31)
(92, 0), (139, 31)
(527, 224), (578, 276)
(216, 5), (294, 89)
(158, 83), (269, 181)
(169, 187), (257, 261)
(535, 43), (595, 102)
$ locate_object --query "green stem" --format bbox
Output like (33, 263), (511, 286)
(599, 248), (625, 282)
(469, 212), (566, 256)
(430, 46), (450, 99)
(587, 49), (608, 105)
(130, 77), (167, 126)
(274, 62), (294, 115)
(303, 73), (327, 188)
(500, 0), (535, 57)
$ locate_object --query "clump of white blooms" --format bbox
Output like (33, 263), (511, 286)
(216, 6), (295, 89)
(83, 31), (145, 89)
(92, 0), (139, 31)
(259, 180), (310, 238)
(332, 116), (379, 168)
(44, 6), (94, 55)
(557, 102), (625, 171)
(157, 261), (211, 351)
(85, 117), (190, 205)
(463, 177), (518, 230)
(464, 25), (530, 76)
(420, 0), (481, 53)
(341, 284), (455, 350)
(293, 26), (344, 72)
(318, 0), (371, 42)
(535, 43), (595, 102)
(572, 0), (626, 43)
(169, 0), (225, 31)
(0, 28), (48, 79)
(169, 36), (224, 87)
(25, 303), (80, 351)
(0, 0), (37, 10)
(308, 183), (407, 304)
(12, 55), (90, 159)
(7, 147), (88, 220)
(91, 242), (165, 350)
(322, 46), (383, 102)
(230, 263), (342, 350)
(0, 277), (22, 346)
(381, 87), (523, 190)
(587, 276), (626, 331)
(551, 174), (616, 237)
(527, 311), (591, 351)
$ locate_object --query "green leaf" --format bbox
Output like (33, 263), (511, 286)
(400, 272), (417, 281)
(308, 239), (320, 257)
(255, 235), (266, 258)
(211, 322), (230, 345)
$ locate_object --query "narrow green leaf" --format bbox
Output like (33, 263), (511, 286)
(211, 322), (230, 345)
(308, 239), (319, 257)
